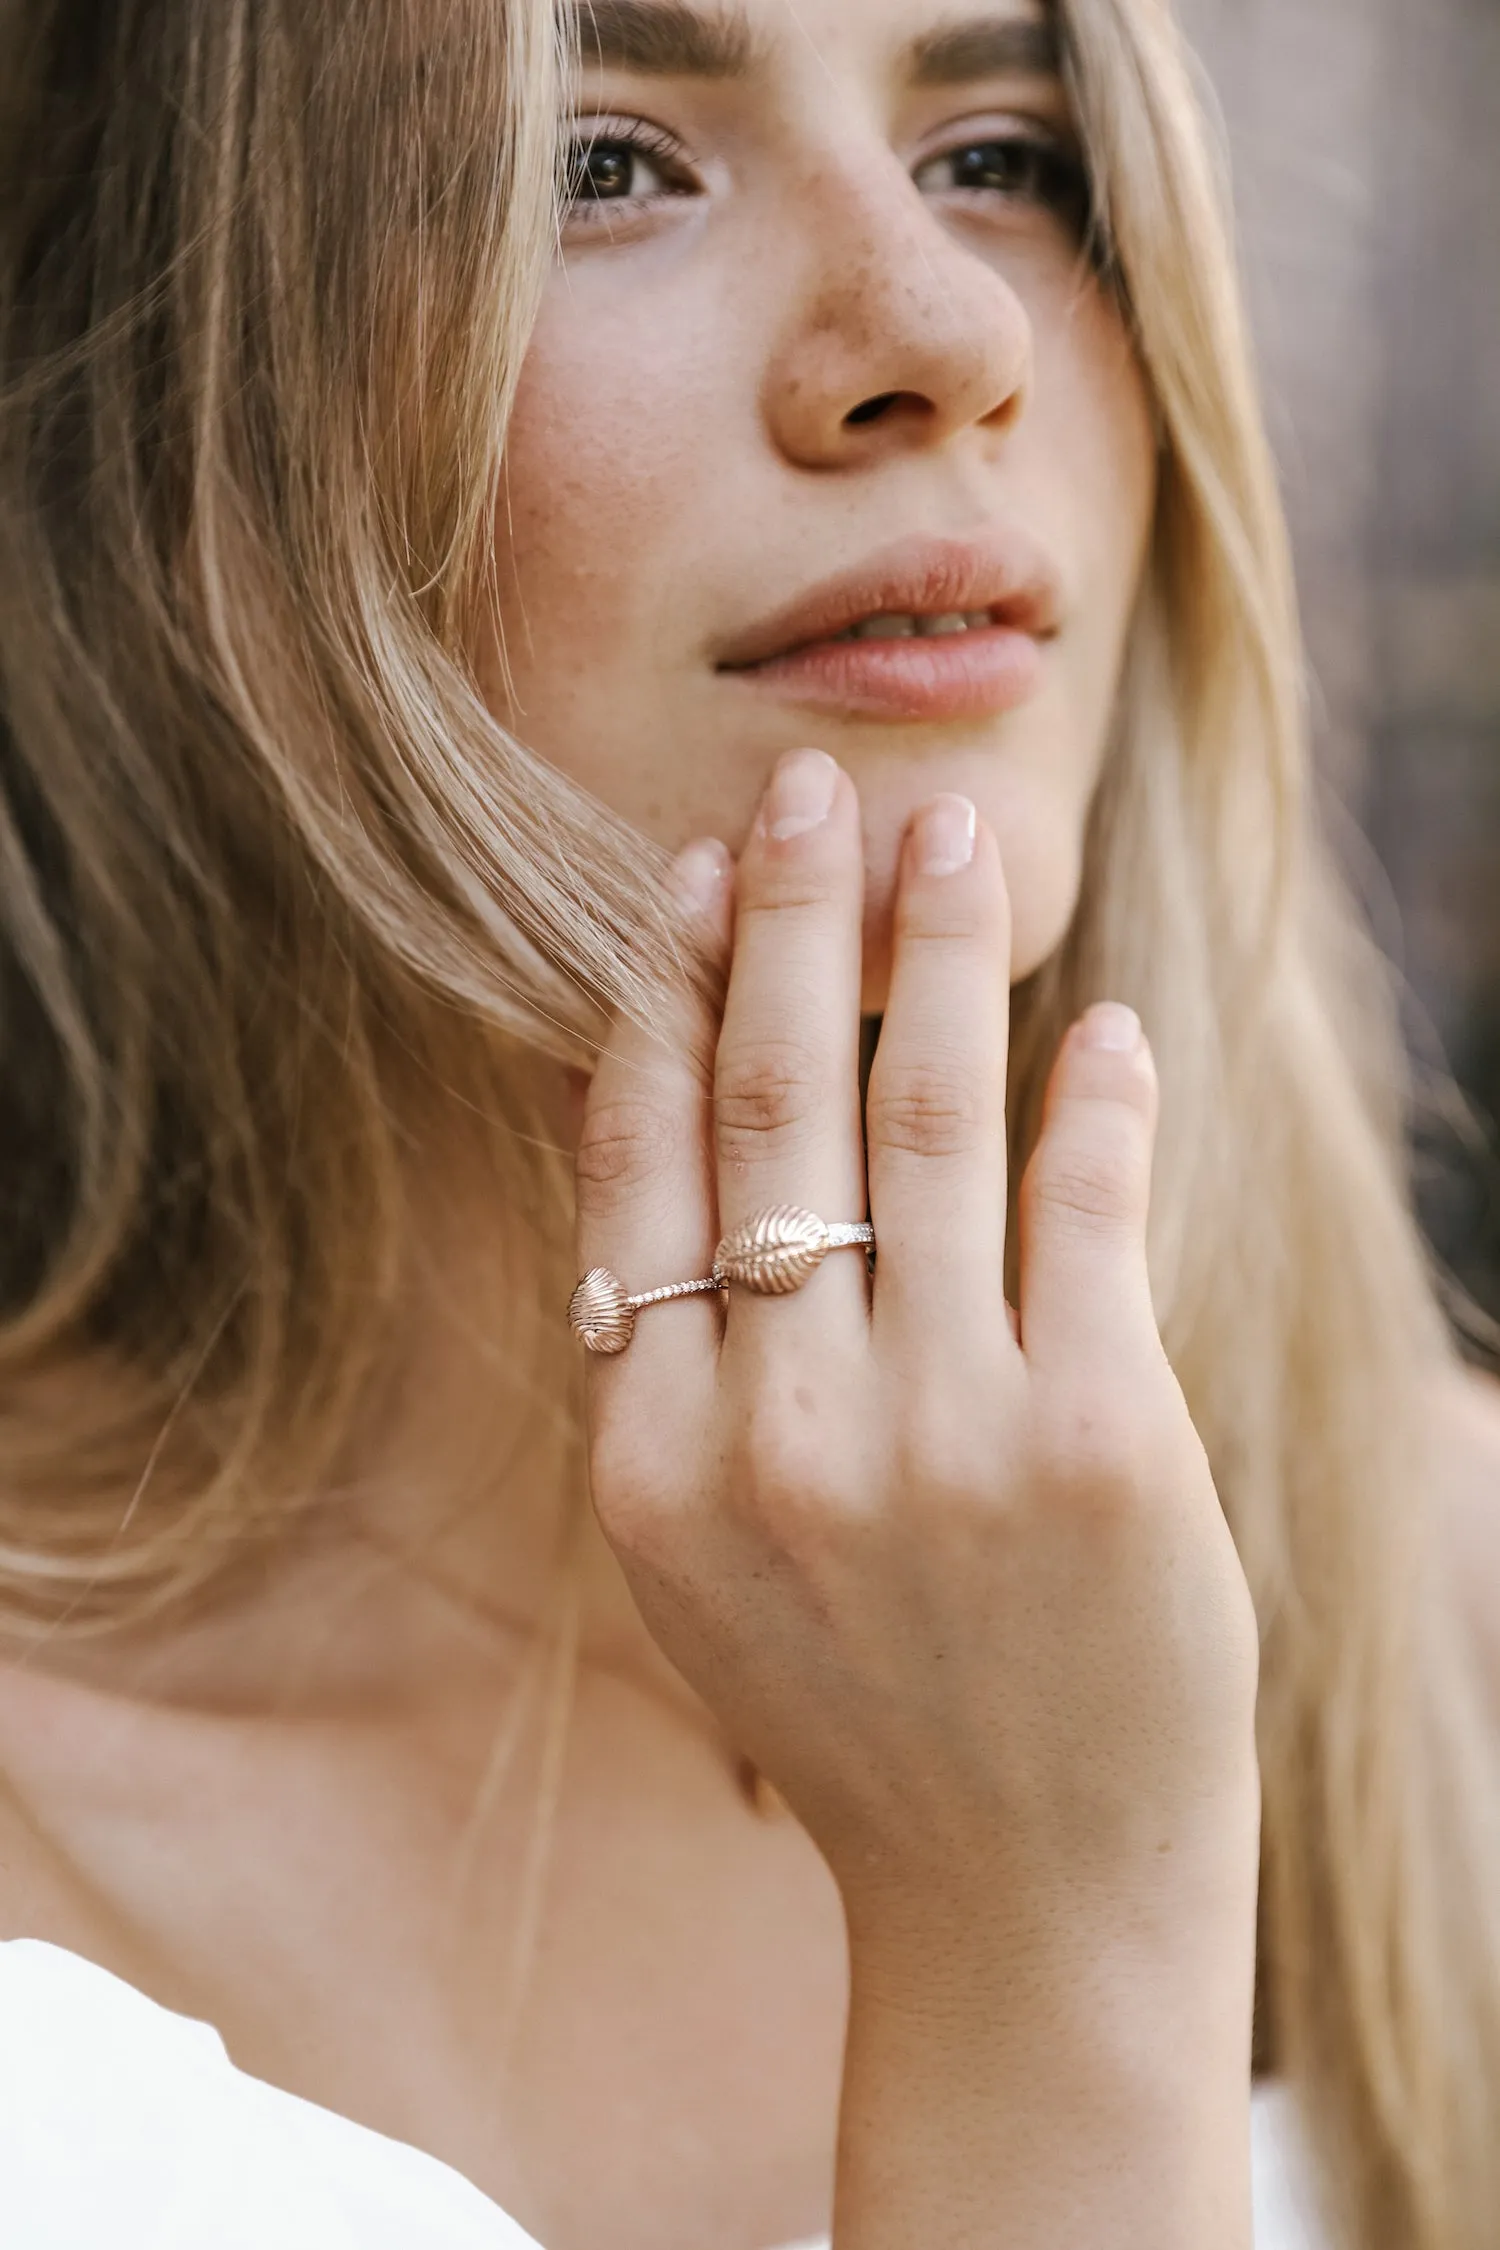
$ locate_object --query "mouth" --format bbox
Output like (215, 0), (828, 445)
(714, 532), (1061, 724)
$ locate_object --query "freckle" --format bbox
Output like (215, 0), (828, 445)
(794, 1384), (817, 1417)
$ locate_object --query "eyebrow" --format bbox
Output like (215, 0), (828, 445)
(570, 1), (765, 79)
(570, 3), (1060, 86)
(908, 15), (1061, 86)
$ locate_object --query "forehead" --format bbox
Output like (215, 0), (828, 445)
(572, 1), (1060, 84)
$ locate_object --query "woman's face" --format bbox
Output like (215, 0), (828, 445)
(486, 0), (1156, 1003)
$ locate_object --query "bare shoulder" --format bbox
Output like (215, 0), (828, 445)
(1432, 1359), (1500, 1706)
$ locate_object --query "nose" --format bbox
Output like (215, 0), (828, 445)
(762, 161), (1033, 471)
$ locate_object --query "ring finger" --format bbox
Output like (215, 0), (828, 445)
(712, 748), (869, 1349)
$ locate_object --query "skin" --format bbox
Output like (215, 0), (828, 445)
(484, 0), (1156, 1001)
(0, 3), (1496, 2248)
(577, 763), (1263, 2243)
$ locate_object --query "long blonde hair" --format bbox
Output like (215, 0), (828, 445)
(1, 1), (1496, 2244)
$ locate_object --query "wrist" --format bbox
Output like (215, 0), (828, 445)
(835, 1824), (1260, 2250)
(837, 1771), (1262, 2000)
(844, 1884), (1258, 2096)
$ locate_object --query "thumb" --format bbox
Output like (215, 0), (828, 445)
(1015, 1003), (1161, 1375)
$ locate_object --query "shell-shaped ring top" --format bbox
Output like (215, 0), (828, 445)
(567, 1267), (637, 1354)
(567, 1209), (874, 1354)
(713, 1206), (872, 1296)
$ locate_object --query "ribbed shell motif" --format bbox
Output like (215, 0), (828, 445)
(714, 1206), (830, 1295)
(567, 1268), (636, 1353)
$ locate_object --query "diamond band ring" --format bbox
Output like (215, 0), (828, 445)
(567, 1269), (723, 1356)
(569, 1204), (876, 1355)
(713, 1205), (875, 1294)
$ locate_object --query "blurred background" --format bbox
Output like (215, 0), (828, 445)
(1180, 0), (1500, 1356)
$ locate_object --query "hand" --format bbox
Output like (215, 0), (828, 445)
(574, 746), (1259, 1948)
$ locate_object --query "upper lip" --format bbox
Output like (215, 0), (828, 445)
(715, 531), (1063, 670)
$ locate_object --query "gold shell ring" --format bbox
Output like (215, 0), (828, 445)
(568, 1206), (875, 1355)
(713, 1205), (875, 1295)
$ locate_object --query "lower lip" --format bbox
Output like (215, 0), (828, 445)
(725, 623), (1046, 723)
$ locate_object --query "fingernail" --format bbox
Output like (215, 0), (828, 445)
(912, 793), (977, 877)
(669, 837), (731, 914)
(763, 748), (838, 841)
(1077, 1001), (1142, 1053)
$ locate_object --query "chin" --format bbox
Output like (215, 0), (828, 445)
(858, 841), (1081, 1015)
(857, 918), (1066, 1017)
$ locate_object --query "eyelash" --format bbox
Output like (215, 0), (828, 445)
(561, 117), (1091, 232)
(914, 133), (1090, 226)
(561, 119), (695, 216)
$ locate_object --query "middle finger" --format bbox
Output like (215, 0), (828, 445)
(713, 748), (870, 1345)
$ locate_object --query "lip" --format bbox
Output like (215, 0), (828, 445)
(715, 531), (1061, 723)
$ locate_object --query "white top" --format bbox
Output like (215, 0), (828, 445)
(0, 1940), (1328, 2248)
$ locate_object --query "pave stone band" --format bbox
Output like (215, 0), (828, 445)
(712, 1205), (875, 1295)
(569, 1205), (875, 1355)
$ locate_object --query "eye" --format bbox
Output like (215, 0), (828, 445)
(914, 130), (1090, 230)
(563, 122), (692, 209)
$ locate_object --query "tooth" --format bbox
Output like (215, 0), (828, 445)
(854, 615), (919, 640)
(917, 613), (971, 637)
(964, 612), (992, 629)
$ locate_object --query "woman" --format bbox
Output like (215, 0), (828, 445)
(0, 0), (1496, 2244)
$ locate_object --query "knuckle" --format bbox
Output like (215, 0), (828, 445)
(741, 1400), (829, 1507)
(714, 1037), (824, 1155)
(587, 1414), (702, 1575)
(894, 1404), (986, 1509)
(1024, 1112), (1148, 1235)
(738, 869), (842, 920)
(734, 1393), (855, 1551)
(867, 1060), (989, 1162)
(1036, 1377), (1173, 1510)
(585, 1428), (659, 1553)
(898, 875), (1010, 950)
(574, 1095), (668, 1215)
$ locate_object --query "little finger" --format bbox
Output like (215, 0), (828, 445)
(1015, 1004), (1162, 1378)
(712, 749), (869, 1344)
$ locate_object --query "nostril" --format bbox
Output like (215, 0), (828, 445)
(844, 391), (901, 427)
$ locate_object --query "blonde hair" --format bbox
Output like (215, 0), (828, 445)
(1, 1), (1496, 2245)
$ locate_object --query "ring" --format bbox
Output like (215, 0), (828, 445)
(569, 1205), (875, 1355)
(568, 1268), (723, 1356)
(714, 1205), (875, 1295)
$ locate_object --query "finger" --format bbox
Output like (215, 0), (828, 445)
(711, 748), (868, 1339)
(866, 795), (1014, 1352)
(1015, 1004), (1161, 1374)
(574, 839), (734, 1416)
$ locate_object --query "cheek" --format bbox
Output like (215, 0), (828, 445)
(1025, 297), (1155, 864)
(1035, 291), (1157, 648)
(491, 301), (711, 691)
(931, 302), (1153, 992)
